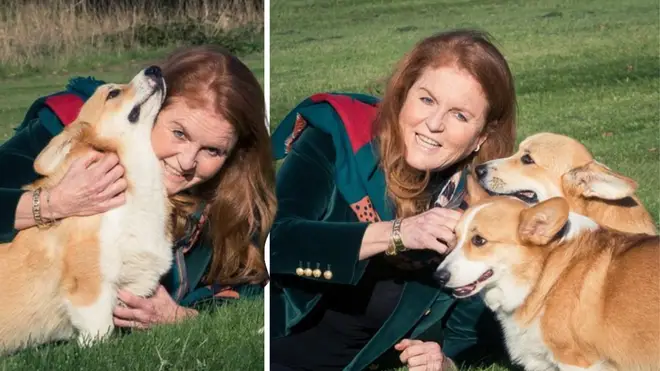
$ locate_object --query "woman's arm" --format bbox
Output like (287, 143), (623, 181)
(271, 126), (463, 285)
(0, 118), (54, 239)
(270, 126), (373, 285)
(0, 117), (127, 240)
(11, 190), (62, 230)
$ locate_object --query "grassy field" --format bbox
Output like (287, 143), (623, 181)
(0, 49), (264, 140)
(271, 0), (659, 370)
(0, 44), (265, 370)
(0, 298), (264, 371)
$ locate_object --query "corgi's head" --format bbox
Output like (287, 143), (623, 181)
(34, 66), (166, 176)
(434, 196), (592, 309)
(473, 133), (637, 204)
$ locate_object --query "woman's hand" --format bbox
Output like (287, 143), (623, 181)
(48, 150), (127, 219)
(399, 208), (463, 254)
(112, 285), (198, 329)
(395, 339), (457, 371)
(359, 207), (463, 260)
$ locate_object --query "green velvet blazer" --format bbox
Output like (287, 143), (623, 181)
(269, 93), (505, 371)
(0, 77), (262, 309)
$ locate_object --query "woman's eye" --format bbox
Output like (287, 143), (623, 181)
(206, 148), (220, 157)
(173, 130), (185, 139)
(454, 112), (468, 122)
(521, 154), (535, 165)
(106, 89), (121, 100)
(420, 96), (434, 105)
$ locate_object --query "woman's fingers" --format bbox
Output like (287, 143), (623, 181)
(89, 152), (119, 175)
(97, 177), (127, 202)
(112, 317), (148, 329)
(430, 225), (457, 249)
(422, 234), (450, 254)
(117, 289), (148, 309)
(426, 207), (463, 222)
(97, 164), (125, 190)
(399, 340), (427, 362)
(398, 341), (444, 370)
(398, 205), (464, 252)
(77, 150), (105, 169)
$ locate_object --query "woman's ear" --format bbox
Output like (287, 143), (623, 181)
(475, 132), (488, 152)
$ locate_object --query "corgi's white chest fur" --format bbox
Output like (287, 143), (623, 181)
(98, 143), (173, 297)
(482, 281), (557, 371)
(481, 212), (603, 371)
(497, 311), (558, 371)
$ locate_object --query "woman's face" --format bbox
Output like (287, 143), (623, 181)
(399, 66), (489, 172)
(151, 97), (237, 196)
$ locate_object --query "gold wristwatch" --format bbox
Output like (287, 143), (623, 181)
(385, 219), (407, 256)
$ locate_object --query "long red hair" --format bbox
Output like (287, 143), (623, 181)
(159, 45), (275, 286)
(374, 29), (517, 217)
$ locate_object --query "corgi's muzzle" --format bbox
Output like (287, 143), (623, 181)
(128, 65), (166, 124)
(434, 267), (494, 298)
(475, 163), (539, 204)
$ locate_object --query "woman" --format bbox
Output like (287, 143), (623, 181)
(269, 30), (516, 370)
(0, 45), (276, 328)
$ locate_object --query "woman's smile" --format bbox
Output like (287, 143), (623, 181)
(162, 161), (187, 181)
(414, 132), (442, 151)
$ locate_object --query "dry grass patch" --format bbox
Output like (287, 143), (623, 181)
(0, 0), (263, 75)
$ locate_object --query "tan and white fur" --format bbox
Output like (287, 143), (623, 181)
(0, 68), (173, 353)
(474, 132), (656, 235)
(435, 196), (660, 371)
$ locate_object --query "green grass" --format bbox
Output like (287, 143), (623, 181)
(271, 0), (659, 224)
(0, 47), (265, 370)
(0, 48), (264, 141)
(271, 0), (659, 370)
(1, 298), (264, 371)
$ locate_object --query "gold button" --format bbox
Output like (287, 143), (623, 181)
(304, 268), (313, 276)
(295, 267), (304, 276)
(323, 270), (333, 280)
(424, 309), (431, 316)
(312, 269), (322, 278)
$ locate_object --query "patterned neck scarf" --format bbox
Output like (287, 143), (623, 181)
(168, 202), (211, 302)
(385, 167), (468, 271)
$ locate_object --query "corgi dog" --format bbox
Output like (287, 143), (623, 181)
(0, 67), (173, 353)
(473, 132), (656, 235)
(434, 196), (659, 371)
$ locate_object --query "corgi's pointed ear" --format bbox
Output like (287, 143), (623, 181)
(34, 124), (83, 176)
(465, 167), (490, 205)
(518, 197), (570, 246)
(563, 161), (637, 200)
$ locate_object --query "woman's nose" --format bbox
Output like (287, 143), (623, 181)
(178, 147), (198, 171)
(425, 109), (446, 132)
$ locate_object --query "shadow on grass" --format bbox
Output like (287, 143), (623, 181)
(515, 55), (658, 95)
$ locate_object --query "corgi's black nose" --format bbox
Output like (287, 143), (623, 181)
(145, 65), (162, 78)
(433, 269), (451, 287)
(475, 164), (488, 179)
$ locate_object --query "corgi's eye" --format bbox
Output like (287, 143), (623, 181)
(521, 154), (535, 165)
(106, 89), (121, 100)
(472, 235), (487, 247)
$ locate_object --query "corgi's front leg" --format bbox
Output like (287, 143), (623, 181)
(66, 282), (116, 347)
